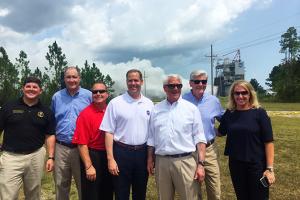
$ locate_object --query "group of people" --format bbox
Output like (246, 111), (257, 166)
(0, 66), (275, 200)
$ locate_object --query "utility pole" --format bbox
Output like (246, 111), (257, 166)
(205, 44), (217, 95)
(144, 71), (147, 97)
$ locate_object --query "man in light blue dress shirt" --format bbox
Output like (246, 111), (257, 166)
(51, 66), (92, 200)
(183, 70), (224, 200)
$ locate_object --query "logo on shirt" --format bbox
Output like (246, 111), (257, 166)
(12, 109), (24, 114)
(37, 111), (44, 118)
(146, 110), (150, 115)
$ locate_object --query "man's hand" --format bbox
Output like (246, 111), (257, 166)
(194, 164), (205, 182)
(108, 158), (119, 176)
(147, 156), (155, 175)
(45, 159), (54, 172)
(86, 165), (97, 181)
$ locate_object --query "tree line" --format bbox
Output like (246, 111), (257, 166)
(266, 26), (300, 102)
(1, 26), (299, 105)
(250, 26), (300, 102)
(0, 41), (114, 106)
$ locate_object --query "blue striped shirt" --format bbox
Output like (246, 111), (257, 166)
(183, 92), (224, 141)
(51, 87), (92, 143)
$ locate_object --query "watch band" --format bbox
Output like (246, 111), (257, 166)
(198, 160), (205, 166)
(266, 167), (274, 172)
(48, 156), (55, 160)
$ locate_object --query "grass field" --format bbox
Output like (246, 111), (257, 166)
(1, 103), (299, 199)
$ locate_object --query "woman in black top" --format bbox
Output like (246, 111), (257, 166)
(218, 80), (275, 200)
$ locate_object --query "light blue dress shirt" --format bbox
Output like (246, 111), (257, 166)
(51, 87), (92, 143)
(183, 91), (224, 142)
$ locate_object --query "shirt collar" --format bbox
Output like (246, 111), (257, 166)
(18, 97), (41, 107)
(124, 91), (144, 103)
(166, 96), (183, 106)
(189, 90), (208, 102)
(65, 87), (81, 96)
(91, 103), (106, 113)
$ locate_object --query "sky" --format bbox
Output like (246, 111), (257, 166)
(0, 0), (299, 97)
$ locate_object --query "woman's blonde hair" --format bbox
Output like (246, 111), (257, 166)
(227, 80), (260, 110)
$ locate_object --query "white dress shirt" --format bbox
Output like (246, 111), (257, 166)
(100, 92), (154, 145)
(147, 97), (206, 155)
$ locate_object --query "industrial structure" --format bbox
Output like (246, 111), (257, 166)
(214, 50), (245, 96)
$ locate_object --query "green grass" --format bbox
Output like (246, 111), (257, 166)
(40, 115), (300, 200)
(2, 103), (300, 199)
(260, 102), (300, 111)
(219, 97), (300, 111)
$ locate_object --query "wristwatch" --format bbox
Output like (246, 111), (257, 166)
(198, 160), (205, 166)
(48, 156), (55, 160)
(266, 167), (274, 172)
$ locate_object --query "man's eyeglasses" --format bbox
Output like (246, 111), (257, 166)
(92, 90), (107, 94)
(191, 80), (207, 85)
(165, 84), (183, 89)
(233, 91), (249, 96)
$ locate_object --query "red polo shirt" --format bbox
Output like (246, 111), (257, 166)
(72, 103), (106, 150)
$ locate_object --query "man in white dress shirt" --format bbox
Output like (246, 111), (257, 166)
(100, 69), (154, 200)
(147, 74), (207, 200)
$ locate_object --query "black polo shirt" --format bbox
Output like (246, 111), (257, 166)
(0, 98), (55, 153)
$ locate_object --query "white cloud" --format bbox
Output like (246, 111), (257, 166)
(0, 0), (257, 97)
(0, 8), (10, 17)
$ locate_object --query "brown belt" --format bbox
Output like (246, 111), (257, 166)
(114, 141), (146, 150)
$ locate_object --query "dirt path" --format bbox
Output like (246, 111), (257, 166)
(267, 111), (300, 118)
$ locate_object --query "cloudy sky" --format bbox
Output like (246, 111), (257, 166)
(0, 0), (299, 97)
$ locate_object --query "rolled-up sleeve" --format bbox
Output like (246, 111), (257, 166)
(193, 108), (207, 145)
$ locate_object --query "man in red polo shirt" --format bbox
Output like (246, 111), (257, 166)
(72, 82), (113, 200)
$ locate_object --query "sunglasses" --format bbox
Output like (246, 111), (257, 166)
(233, 91), (249, 96)
(191, 80), (207, 85)
(165, 84), (183, 89)
(92, 90), (107, 94)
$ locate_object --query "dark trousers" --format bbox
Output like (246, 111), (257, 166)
(229, 157), (269, 200)
(113, 143), (148, 200)
(80, 149), (113, 200)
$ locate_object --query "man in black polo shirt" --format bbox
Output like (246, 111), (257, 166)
(0, 77), (55, 200)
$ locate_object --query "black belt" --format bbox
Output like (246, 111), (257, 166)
(114, 141), (146, 150)
(164, 152), (192, 158)
(56, 140), (77, 148)
(5, 148), (38, 155)
(206, 138), (215, 147)
(88, 147), (106, 152)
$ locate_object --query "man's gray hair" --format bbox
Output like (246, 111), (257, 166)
(64, 66), (81, 77)
(163, 74), (182, 85)
(190, 70), (208, 80)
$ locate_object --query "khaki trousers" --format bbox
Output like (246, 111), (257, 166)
(0, 147), (46, 200)
(155, 154), (200, 200)
(54, 143), (82, 200)
(194, 142), (221, 200)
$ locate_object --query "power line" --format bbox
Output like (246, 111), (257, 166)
(215, 26), (300, 55)
(214, 12), (300, 48)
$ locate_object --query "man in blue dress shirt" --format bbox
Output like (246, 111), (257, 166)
(51, 66), (92, 200)
(183, 70), (224, 200)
